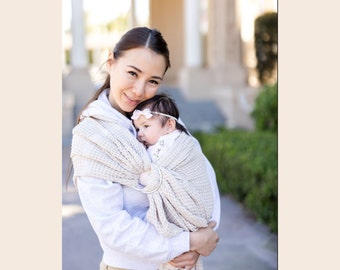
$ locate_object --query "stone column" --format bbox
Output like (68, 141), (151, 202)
(130, 0), (137, 27)
(70, 0), (87, 68)
(184, 0), (202, 67)
(208, 0), (246, 86)
(149, 0), (184, 83)
(63, 0), (94, 143)
(179, 0), (215, 99)
(208, 0), (255, 130)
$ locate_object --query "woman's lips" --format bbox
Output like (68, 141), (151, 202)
(124, 93), (141, 106)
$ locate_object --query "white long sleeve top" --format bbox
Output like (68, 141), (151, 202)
(73, 89), (220, 269)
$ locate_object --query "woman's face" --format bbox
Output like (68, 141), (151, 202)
(107, 47), (167, 114)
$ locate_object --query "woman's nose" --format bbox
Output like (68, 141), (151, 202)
(133, 80), (146, 96)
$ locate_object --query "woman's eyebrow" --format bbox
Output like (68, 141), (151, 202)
(127, 65), (163, 80)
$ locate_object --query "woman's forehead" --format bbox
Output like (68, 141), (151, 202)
(119, 47), (167, 76)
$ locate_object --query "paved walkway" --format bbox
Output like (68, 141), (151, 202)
(62, 87), (277, 269)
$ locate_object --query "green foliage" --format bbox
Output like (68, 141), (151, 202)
(254, 12), (278, 85)
(65, 49), (71, 65)
(88, 49), (94, 65)
(84, 12), (129, 33)
(194, 128), (278, 233)
(106, 14), (129, 32)
(251, 83), (278, 132)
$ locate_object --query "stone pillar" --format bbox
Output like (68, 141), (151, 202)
(62, 89), (75, 144)
(68, 0), (94, 107)
(179, 0), (248, 100)
(63, 0), (94, 143)
(149, 0), (184, 83)
(70, 0), (87, 68)
(130, 0), (137, 27)
(184, 0), (202, 67)
(179, 0), (213, 99)
(208, 0), (256, 130)
(208, 0), (246, 86)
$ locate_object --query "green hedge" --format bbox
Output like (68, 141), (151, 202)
(194, 128), (278, 233)
(251, 83), (278, 132)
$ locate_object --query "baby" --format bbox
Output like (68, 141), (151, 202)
(132, 93), (189, 184)
(131, 93), (214, 270)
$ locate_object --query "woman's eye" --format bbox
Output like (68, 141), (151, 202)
(128, 71), (137, 77)
(149, 80), (159, 86)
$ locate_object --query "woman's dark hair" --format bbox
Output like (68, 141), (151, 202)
(113, 27), (171, 71)
(133, 93), (189, 135)
(76, 27), (171, 124)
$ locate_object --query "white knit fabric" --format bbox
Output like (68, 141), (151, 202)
(71, 118), (213, 235)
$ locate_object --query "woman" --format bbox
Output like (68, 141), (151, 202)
(69, 27), (220, 270)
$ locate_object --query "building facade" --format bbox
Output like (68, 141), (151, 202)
(62, 0), (277, 139)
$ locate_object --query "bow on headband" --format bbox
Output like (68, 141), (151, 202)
(131, 108), (177, 121)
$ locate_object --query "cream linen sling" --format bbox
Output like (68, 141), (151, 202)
(71, 117), (214, 270)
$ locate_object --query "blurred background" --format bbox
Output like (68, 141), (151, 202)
(62, 0), (277, 141)
(62, 1), (278, 269)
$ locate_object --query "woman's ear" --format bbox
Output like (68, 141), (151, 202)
(106, 51), (114, 70)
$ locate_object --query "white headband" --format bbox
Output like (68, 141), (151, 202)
(131, 108), (177, 121)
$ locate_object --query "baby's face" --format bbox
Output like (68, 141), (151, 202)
(133, 115), (169, 147)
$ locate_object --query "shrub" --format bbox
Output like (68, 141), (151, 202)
(251, 83), (278, 132)
(194, 128), (278, 233)
(254, 12), (278, 85)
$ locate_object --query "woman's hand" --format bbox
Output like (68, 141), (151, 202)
(169, 222), (219, 269)
(168, 250), (200, 270)
(189, 221), (219, 256)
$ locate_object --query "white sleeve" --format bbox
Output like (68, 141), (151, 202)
(204, 156), (221, 229)
(76, 176), (190, 264)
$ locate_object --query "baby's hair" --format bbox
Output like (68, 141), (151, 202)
(134, 93), (189, 135)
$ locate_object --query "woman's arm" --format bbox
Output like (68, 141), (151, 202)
(205, 156), (221, 229)
(76, 176), (190, 265)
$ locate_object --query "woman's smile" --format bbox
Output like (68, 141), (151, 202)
(124, 92), (142, 106)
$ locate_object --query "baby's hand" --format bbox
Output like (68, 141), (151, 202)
(139, 170), (151, 186)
